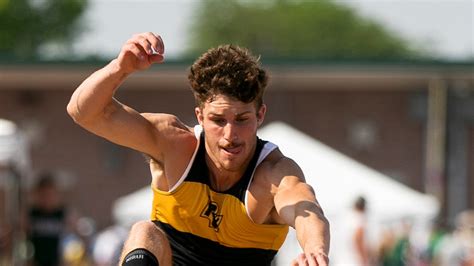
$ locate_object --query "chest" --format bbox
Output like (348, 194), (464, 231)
(29, 210), (65, 237)
(246, 172), (277, 224)
(151, 180), (287, 250)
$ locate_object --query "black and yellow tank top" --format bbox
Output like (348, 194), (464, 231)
(151, 125), (289, 265)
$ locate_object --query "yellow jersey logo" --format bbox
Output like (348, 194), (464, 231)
(200, 200), (223, 231)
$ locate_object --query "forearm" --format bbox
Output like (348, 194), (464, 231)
(67, 59), (129, 123)
(295, 203), (330, 255)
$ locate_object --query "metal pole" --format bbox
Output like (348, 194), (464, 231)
(425, 79), (447, 212)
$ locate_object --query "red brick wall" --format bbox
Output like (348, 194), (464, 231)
(264, 90), (425, 190)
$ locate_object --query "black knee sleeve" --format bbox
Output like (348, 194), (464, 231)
(122, 248), (159, 266)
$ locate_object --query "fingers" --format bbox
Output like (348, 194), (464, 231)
(316, 253), (329, 266)
(291, 253), (307, 265)
(149, 54), (164, 64)
(291, 259), (299, 266)
(135, 32), (164, 54)
(135, 35), (154, 56)
(144, 32), (165, 54)
(306, 253), (317, 266)
(123, 42), (147, 61)
(291, 252), (329, 266)
(123, 32), (163, 59)
(116, 32), (165, 73)
(128, 33), (165, 62)
(130, 32), (164, 55)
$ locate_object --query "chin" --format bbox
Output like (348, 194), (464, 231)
(219, 159), (243, 172)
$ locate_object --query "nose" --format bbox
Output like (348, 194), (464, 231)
(223, 122), (237, 142)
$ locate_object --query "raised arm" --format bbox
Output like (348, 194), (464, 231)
(67, 33), (169, 160)
(273, 158), (330, 266)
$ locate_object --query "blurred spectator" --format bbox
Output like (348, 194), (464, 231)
(434, 209), (474, 266)
(373, 219), (415, 266)
(26, 172), (72, 266)
(418, 218), (449, 265)
(375, 226), (397, 266)
(388, 219), (414, 266)
(337, 196), (372, 265)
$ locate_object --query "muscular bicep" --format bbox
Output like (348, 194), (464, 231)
(275, 178), (322, 228)
(80, 98), (175, 160)
(272, 159), (324, 228)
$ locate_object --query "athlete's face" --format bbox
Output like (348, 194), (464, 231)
(36, 185), (61, 211)
(195, 94), (266, 172)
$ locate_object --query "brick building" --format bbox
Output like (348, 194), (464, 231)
(0, 60), (472, 229)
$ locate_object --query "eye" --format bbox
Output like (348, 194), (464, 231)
(236, 117), (249, 123)
(211, 118), (226, 125)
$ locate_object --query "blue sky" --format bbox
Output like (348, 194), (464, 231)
(72, 0), (473, 60)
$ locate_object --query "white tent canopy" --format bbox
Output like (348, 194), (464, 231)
(0, 118), (19, 165)
(113, 186), (153, 227)
(112, 121), (439, 263)
(0, 118), (29, 170)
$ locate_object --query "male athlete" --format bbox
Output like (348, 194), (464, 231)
(67, 32), (330, 266)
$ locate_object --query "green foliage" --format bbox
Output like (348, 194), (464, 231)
(0, 0), (87, 59)
(187, 0), (418, 60)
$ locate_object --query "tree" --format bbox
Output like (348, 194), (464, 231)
(186, 0), (419, 60)
(0, 0), (87, 60)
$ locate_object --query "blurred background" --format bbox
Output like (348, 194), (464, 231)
(0, 0), (473, 265)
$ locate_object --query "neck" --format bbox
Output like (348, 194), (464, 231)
(206, 164), (243, 192)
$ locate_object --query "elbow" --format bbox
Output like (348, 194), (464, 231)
(67, 98), (115, 127)
(66, 99), (91, 126)
(66, 100), (82, 123)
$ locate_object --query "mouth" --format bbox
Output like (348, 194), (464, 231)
(221, 145), (243, 155)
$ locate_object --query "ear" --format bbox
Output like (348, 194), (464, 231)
(256, 104), (266, 127)
(195, 107), (203, 125)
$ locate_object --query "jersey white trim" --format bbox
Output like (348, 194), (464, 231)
(244, 141), (278, 222)
(168, 125), (202, 192)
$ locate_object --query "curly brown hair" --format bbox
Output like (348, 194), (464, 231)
(188, 45), (268, 109)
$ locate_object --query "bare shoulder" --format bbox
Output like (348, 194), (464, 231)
(141, 113), (197, 160)
(260, 148), (305, 181)
(249, 148), (309, 224)
(254, 148), (306, 193)
(141, 113), (190, 130)
(141, 113), (194, 137)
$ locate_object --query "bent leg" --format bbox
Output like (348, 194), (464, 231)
(120, 221), (172, 266)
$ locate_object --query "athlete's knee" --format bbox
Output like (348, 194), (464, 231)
(129, 221), (167, 243)
(122, 221), (172, 266)
(129, 221), (157, 235)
